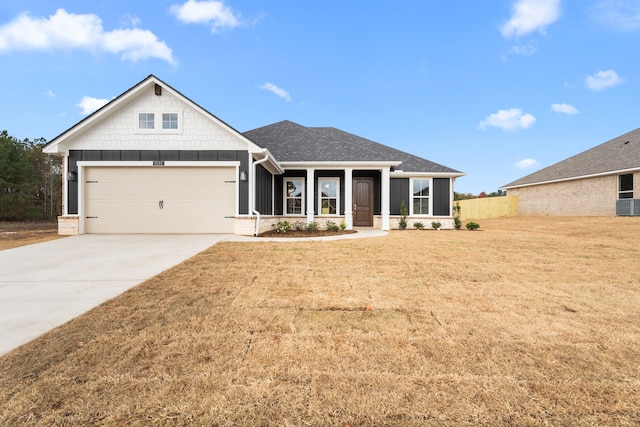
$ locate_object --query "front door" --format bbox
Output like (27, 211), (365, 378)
(353, 177), (374, 226)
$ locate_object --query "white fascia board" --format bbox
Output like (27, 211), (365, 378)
(280, 161), (401, 170)
(502, 167), (640, 190)
(43, 75), (262, 155)
(43, 80), (152, 154)
(252, 148), (284, 174)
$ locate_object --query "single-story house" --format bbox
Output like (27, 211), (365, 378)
(43, 75), (463, 235)
(503, 127), (640, 216)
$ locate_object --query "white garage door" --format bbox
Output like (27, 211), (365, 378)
(84, 167), (236, 233)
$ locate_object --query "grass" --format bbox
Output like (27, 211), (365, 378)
(0, 221), (62, 250)
(1, 216), (640, 425)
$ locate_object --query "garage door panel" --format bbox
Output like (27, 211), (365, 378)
(84, 166), (236, 234)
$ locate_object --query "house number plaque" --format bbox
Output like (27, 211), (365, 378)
(153, 161), (165, 166)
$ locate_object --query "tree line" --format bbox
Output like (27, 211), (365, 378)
(454, 189), (505, 201)
(0, 130), (62, 221)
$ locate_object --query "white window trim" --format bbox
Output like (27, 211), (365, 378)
(134, 109), (183, 134)
(618, 173), (634, 199)
(284, 178), (305, 215)
(318, 178), (340, 216)
(410, 177), (432, 216)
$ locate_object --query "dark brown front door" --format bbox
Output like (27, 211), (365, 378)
(353, 178), (374, 226)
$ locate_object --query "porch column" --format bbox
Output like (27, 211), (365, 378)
(306, 168), (315, 224)
(344, 168), (353, 230)
(381, 167), (390, 230)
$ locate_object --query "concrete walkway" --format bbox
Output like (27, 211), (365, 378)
(0, 229), (387, 356)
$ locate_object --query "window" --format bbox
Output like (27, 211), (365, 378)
(284, 178), (304, 215)
(138, 113), (154, 129)
(619, 174), (634, 199)
(162, 113), (178, 129)
(319, 178), (339, 215)
(412, 178), (430, 215)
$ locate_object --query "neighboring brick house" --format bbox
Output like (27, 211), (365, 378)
(503, 127), (640, 216)
(43, 75), (463, 235)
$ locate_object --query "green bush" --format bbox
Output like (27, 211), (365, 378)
(398, 200), (408, 230)
(306, 221), (319, 233)
(431, 221), (442, 230)
(339, 220), (347, 231)
(272, 221), (291, 233)
(325, 220), (340, 232)
(293, 221), (306, 231)
(413, 221), (425, 230)
(466, 221), (480, 231)
(453, 203), (462, 230)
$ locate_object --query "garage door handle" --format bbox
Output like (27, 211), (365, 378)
(159, 200), (164, 210)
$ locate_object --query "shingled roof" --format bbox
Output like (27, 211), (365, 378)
(503, 127), (640, 188)
(243, 120), (462, 174)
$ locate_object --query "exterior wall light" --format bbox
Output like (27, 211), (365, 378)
(240, 171), (247, 182)
(67, 171), (77, 181)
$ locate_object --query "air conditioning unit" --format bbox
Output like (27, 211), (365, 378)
(616, 199), (640, 216)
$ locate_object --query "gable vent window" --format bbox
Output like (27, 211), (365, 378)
(139, 113), (155, 129)
(619, 174), (634, 199)
(162, 113), (178, 129)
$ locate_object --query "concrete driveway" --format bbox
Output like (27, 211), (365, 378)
(0, 234), (229, 355)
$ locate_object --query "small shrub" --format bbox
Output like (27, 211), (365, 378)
(453, 203), (462, 230)
(306, 221), (319, 233)
(272, 221), (291, 233)
(293, 221), (306, 231)
(339, 220), (347, 231)
(466, 221), (480, 231)
(326, 220), (340, 232)
(431, 221), (442, 230)
(398, 200), (408, 230)
(413, 221), (425, 230)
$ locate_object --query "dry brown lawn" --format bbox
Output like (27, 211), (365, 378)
(1, 216), (639, 426)
(0, 221), (62, 250)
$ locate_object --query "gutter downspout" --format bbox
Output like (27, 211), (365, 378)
(252, 150), (271, 237)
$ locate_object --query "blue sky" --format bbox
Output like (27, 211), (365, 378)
(1, 0), (639, 194)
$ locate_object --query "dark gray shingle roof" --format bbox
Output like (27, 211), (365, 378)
(503, 127), (640, 188)
(243, 120), (461, 174)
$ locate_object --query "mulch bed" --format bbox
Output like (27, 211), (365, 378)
(258, 229), (358, 238)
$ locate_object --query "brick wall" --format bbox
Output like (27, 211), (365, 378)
(507, 174), (627, 216)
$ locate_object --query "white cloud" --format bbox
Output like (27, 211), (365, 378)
(585, 69), (624, 91)
(508, 42), (538, 56)
(478, 108), (537, 131)
(0, 9), (175, 64)
(501, 0), (561, 38)
(259, 83), (291, 102)
(551, 103), (579, 115)
(590, 0), (640, 31)
(170, 0), (240, 32)
(515, 158), (540, 169)
(44, 90), (56, 98)
(77, 96), (109, 115)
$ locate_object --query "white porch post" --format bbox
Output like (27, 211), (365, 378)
(344, 168), (353, 230)
(306, 168), (315, 224)
(381, 167), (390, 230)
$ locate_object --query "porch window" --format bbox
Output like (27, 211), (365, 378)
(138, 113), (154, 129)
(619, 174), (633, 199)
(412, 178), (430, 215)
(284, 178), (304, 215)
(319, 178), (339, 215)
